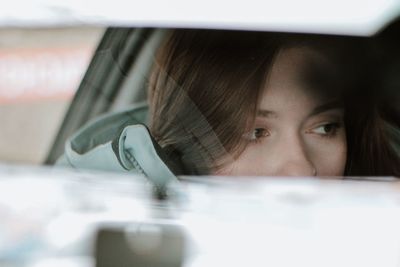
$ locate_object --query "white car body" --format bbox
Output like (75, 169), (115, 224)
(1, 0), (400, 36)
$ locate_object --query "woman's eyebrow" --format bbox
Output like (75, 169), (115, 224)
(257, 109), (278, 118)
(257, 100), (343, 118)
(309, 100), (344, 117)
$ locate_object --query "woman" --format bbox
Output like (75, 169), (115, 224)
(58, 30), (400, 184)
(148, 30), (400, 177)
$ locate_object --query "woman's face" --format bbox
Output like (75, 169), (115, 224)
(217, 47), (347, 176)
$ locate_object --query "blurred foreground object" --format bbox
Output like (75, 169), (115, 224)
(0, 0), (399, 36)
(1, 165), (400, 266)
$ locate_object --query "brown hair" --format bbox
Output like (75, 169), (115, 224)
(148, 29), (400, 177)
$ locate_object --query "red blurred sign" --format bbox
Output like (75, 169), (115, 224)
(0, 46), (92, 103)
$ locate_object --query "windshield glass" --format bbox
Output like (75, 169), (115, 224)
(1, 27), (399, 178)
(53, 28), (400, 178)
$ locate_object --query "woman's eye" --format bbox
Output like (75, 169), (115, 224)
(245, 128), (270, 142)
(311, 123), (341, 136)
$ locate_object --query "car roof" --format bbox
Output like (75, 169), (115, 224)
(2, 0), (400, 36)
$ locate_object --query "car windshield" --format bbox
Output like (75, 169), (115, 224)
(1, 27), (400, 178)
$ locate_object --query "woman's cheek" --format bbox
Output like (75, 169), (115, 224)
(215, 145), (272, 176)
(308, 134), (347, 176)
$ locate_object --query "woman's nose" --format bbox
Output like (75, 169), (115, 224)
(278, 161), (316, 176)
(274, 135), (316, 177)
